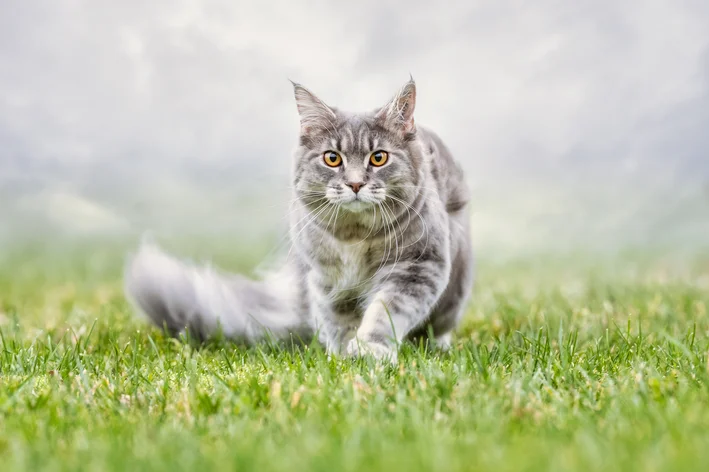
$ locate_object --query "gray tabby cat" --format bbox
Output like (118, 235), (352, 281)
(125, 79), (474, 361)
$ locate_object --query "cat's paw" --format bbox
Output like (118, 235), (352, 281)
(435, 332), (453, 351)
(346, 337), (397, 364)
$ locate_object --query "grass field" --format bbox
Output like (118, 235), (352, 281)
(2, 243), (709, 471)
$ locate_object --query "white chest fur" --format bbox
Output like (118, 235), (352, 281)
(325, 241), (374, 295)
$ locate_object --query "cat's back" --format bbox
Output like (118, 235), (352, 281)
(418, 127), (469, 215)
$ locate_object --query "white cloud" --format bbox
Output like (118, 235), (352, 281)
(1, 0), (707, 180)
(0, 1), (708, 248)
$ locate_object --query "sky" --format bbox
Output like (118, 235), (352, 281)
(1, 0), (708, 250)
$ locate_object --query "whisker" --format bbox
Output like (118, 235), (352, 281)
(284, 201), (332, 262)
(331, 204), (391, 295)
(253, 197), (330, 267)
(385, 194), (430, 258)
(379, 199), (403, 285)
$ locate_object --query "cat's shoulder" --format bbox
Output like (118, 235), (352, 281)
(417, 126), (469, 214)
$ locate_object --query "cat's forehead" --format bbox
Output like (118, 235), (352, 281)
(327, 111), (393, 153)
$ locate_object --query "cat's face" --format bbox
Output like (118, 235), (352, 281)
(292, 81), (423, 222)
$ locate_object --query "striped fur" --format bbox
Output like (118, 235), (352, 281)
(124, 79), (474, 361)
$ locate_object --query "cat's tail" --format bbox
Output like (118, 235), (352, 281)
(123, 242), (311, 344)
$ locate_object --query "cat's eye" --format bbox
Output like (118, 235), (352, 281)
(369, 150), (389, 167)
(323, 151), (342, 167)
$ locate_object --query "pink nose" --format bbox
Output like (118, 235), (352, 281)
(347, 182), (365, 194)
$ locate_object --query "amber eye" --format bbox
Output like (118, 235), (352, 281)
(370, 150), (389, 167)
(323, 151), (342, 167)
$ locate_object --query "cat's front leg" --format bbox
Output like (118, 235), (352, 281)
(311, 299), (355, 355)
(317, 311), (357, 356)
(346, 257), (450, 362)
(307, 274), (357, 354)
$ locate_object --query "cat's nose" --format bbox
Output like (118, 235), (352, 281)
(346, 181), (365, 194)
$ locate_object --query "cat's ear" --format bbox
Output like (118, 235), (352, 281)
(291, 82), (336, 135)
(376, 78), (416, 135)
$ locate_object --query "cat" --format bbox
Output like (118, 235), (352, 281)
(125, 78), (474, 362)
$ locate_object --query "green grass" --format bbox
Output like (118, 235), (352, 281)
(2, 244), (709, 471)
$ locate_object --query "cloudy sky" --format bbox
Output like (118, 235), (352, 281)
(1, 0), (708, 248)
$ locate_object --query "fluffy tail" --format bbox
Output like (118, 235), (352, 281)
(124, 243), (311, 344)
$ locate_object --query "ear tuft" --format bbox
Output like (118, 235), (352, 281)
(292, 83), (336, 135)
(376, 79), (417, 135)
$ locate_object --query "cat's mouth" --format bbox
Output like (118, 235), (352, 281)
(322, 187), (385, 213)
(336, 190), (386, 213)
(340, 199), (372, 213)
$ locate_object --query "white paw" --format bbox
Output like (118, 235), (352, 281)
(436, 333), (453, 351)
(346, 337), (398, 363)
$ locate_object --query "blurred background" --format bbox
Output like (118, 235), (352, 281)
(1, 0), (708, 261)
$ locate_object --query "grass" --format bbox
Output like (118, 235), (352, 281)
(1, 242), (709, 471)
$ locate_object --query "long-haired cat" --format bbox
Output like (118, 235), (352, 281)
(125, 79), (474, 361)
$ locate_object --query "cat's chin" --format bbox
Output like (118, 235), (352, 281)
(340, 200), (374, 213)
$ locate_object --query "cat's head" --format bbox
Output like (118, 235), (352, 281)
(291, 80), (424, 221)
